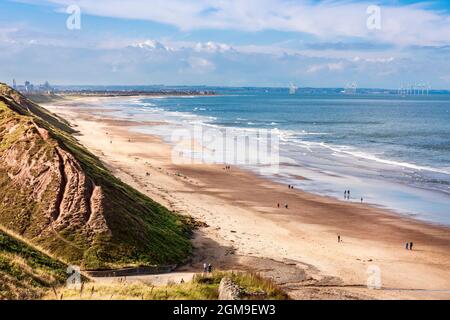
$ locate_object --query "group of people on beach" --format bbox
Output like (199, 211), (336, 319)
(275, 184), (296, 209)
(224, 165), (231, 170)
(203, 263), (213, 274)
(344, 190), (364, 203)
(405, 242), (414, 250)
(344, 190), (351, 200)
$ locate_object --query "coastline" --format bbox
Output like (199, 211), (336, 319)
(44, 97), (450, 300)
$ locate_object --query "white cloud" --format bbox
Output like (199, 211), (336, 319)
(3, 2), (450, 88)
(2, 36), (449, 88)
(187, 57), (215, 72)
(131, 40), (172, 51)
(353, 56), (395, 63)
(0, 27), (20, 43)
(27, 0), (450, 46)
(328, 62), (345, 71)
(307, 62), (345, 73)
(194, 41), (233, 53)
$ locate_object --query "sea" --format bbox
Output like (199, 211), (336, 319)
(88, 87), (450, 226)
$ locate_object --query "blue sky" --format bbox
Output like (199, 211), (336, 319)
(1, 0), (450, 88)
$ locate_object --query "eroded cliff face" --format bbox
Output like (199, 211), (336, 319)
(0, 84), (191, 269)
(0, 94), (111, 264)
(2, 119), (108, 229)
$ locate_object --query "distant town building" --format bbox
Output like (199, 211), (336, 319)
(24, 81), (31, 92)
(16, 80), (54, 94)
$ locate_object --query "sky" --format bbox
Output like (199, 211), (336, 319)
(1, 0), (450, 88)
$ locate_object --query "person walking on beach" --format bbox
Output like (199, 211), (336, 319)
(203, 263), (208, 274)
(347, 190), (351, 200)
(207, 263), (212, 273)
(410, 242), (413, 251)
(344, 190), (347, 199)
(338, 235), (341, 243)
(361, 197), (363, 203)
(285, 203), (288, 209)
(405, 242), (409, 250)
(277, 203), (280, 208)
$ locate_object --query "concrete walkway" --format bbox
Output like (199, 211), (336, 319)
(92, 272), (197, 286)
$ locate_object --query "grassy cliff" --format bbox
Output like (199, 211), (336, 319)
(0, 228), (67, 300)
(0, 83), (192, 270)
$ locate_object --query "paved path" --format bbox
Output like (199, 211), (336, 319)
(92, 272), (197, 286)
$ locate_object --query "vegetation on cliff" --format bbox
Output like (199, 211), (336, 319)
(0, 83), (192, 270)
(0, 228), (67, 300)
(47, 271), (288, 300)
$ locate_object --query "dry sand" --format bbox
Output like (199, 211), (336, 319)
(44, 98), (450, 300)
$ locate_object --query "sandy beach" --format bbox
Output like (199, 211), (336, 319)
(44, 97), (450, 300)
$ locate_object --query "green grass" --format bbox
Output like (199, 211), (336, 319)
(0, 226), (288, 301)
(0, 83), (192, 270)
(0, 230), (67, 300)
(47, 271), (288, 300)
(196, 271), (289, 300)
